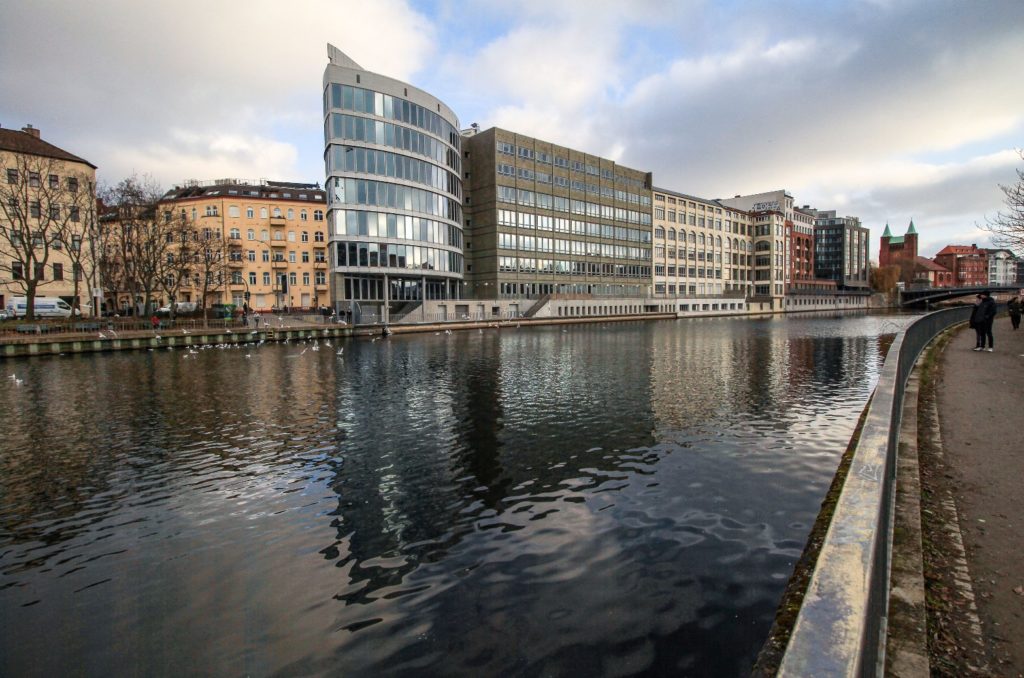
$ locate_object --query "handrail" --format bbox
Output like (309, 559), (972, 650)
(778, 306), (973, 677)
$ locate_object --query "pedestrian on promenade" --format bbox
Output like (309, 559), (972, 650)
(970, 290), (997, 351)
(1008, 296), (1021, 330)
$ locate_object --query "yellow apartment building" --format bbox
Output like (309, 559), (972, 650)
(0, 124), (97, 315)
(158, 180), (329, 312)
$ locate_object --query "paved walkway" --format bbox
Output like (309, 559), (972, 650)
(935, 314), (1024, 673)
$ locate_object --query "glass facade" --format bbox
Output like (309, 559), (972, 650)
(323, 54), (463, 316)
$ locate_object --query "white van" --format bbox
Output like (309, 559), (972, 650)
(5, 297), (76, 319)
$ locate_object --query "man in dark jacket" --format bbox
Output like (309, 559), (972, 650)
(970, 291), (997, 351)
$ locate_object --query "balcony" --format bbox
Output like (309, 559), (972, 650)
(313, 260), (327, 269)
(271, 259), (288, 269)
(270, 239), (287, 248)
(227, 258), (245, 268)
(228, 281), (246, 289)
(314, 283), (328, 291)
(227, 236), (243, 248)
(270, 217), (286, 227)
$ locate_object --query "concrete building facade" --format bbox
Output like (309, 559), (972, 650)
(985, 248), (1017, 286)
(650, 188), (752, 300)
(323, 45), (465, 323)
(462, 127), (652, 300)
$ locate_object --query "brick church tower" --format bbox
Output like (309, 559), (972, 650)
(879, 220), (918, 268)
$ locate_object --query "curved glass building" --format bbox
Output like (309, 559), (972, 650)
(323, 44), (464, 323)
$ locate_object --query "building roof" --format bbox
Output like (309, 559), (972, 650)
(915, 256), (948, 272)
(0, 126), (96, 169)
(882, 223), (892, 238)
(935, 244), (983, 257)
(163, 179), (325, 203)
(906, 219), (917, 235)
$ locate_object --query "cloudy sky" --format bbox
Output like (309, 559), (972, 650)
(3, 0), (1022, 258)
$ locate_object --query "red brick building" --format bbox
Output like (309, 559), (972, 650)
(878, 221), (918, 268)
(913, 256), (954, 287)
(933, 244), (988, 287)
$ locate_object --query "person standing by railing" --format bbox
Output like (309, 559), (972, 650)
(970, 291), (997, 351)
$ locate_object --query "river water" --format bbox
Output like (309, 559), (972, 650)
(0, 312), (915, 676)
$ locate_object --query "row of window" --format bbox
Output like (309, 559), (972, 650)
(226, 248), (326, 264)
(6, 169), (82, 193)
(496, 186), (652, 225)
(653, 265), (727, 280)
(6, 198), (82, 222)
(236, 270), (326, 287)
(328, 146), (461, 200)
(496, 256), (650, 279)
(496, 210), (652, 244)
(333, 209), (462, 249)
(334, 241), (464, 274)
(498, 164), (652, 203)
(327, 84), (461, 151)
(227, 227), (325, 243)
(168, 206), (325, 222)
(9, 261), (82, 281)
(328, 114), (461, 173)
(2, 227), (82, 250)
(495, 143), (646, 189)
(496, 232), (650, 261)
(329, 178), (461, 224)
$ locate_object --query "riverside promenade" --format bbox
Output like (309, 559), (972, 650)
(918, 314), (1024, 675)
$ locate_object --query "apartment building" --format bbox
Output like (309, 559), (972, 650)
(985, 248), (1017, 286)
(323, 45), (464, 322)
(462, 127), (652, 299)
(158, 180), (329, 311)
(0, 124), (97, 314)
(650, 188), (752, 299)
(933, 244), (988, 287)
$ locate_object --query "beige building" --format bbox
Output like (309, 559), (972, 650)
(157, 180), (329, 312)
(0, 124), (97, 315)
(651, 188), (753, 301)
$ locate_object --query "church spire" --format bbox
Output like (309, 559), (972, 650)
(907, 219), (917, 235)
(882, 223), (892, 238)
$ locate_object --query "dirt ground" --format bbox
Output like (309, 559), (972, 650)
(919, 313), (1024, 676)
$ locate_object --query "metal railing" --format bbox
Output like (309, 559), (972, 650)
(778, 306), (973, 677)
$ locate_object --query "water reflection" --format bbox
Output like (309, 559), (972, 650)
(0, 312), (916, 676)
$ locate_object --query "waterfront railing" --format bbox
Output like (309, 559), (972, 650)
(778, 306), (973, 676)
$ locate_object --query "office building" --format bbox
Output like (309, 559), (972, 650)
(809, 210), (870, 290)
(650, 188), (752, 299)
(462, 127), (652, 299)
(323, 45), (465, 322)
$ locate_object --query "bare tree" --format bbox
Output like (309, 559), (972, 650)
(981, 149), (1024, 255)
(158, 207), (200, 318)
(99, 176), (175, 317)
(0, 154), (94, 319)
(191, 226), (229, 314)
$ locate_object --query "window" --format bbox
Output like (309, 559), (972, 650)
(30, 200), (41, 218)
(53, 263), (63, 280)
(6, 169), (17, 184)
(67, 177), (79, 193)
(302, 272), (310, 285)
(229, 205), (240, 217)
(261, 250), (270, 262)
(246, 207), (254, 218)
(300, 210), (308, 221)
(71, 235), (81, 251)
(260, 229), (269, 241)
(260, 207), (268, 218)
(49, 204), (60, 220)
(273, 207), (282, 217)
(34, 263), (45, 280)
(289, 272), (297, 286)
(313, 210), (324, 221)
(29, 172), (40, 187)
(302, 251), (310, 263)
(262, 272), (271, 285)
(315, 271), (326, 285)
(314, 231), (324, 242)
(247, 250), (256, 262)
(289, 251), (296, 263)
(301, 231), (309, 242)
(249, 272), (257, 285)
(49, 174), (59, 189)
(12, 262), (23, 280)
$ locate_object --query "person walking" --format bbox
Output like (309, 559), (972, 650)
(970, 290), (997, 351)
(1008, 296), (1021, 330)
